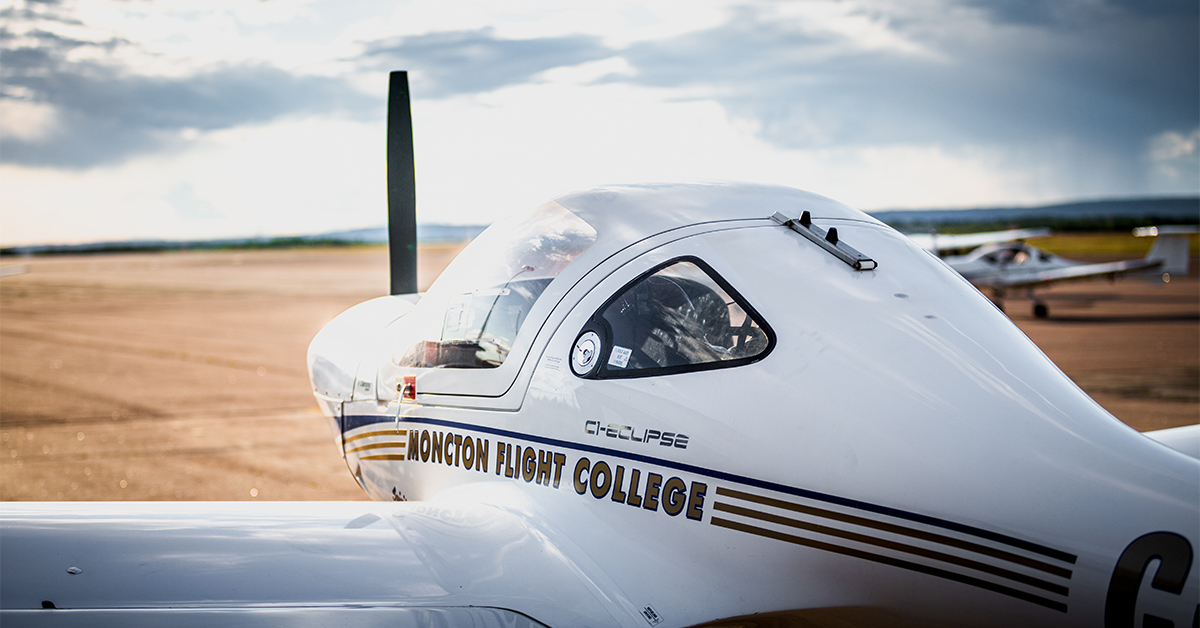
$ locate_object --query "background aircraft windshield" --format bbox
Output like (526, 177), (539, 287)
(396, 202), (597, 369)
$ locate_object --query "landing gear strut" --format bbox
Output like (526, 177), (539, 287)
(1026, 288), (1049, 319)
(991, 287), (1006, 314)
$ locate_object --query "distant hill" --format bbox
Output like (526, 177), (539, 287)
(4, 196), (1197, 256)
(0, 223), (490, 256)
(318, 224), (489, 244)
(870, 197), (1199, 234)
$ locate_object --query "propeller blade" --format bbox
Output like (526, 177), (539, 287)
(387, 70), (418, 295)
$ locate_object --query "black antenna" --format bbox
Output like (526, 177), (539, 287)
(387, 71), (418, 295)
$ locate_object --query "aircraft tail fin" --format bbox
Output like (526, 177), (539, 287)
(1139, 226), (1195, 280)
(387, 71), (418, 296)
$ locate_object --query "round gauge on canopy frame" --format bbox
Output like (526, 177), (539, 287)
(570, 330), (603, 376)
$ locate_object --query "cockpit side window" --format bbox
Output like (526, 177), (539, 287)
(579, 257), (774, 379)
(396, 202), (597, 369)
(982, 246), (1030, 266)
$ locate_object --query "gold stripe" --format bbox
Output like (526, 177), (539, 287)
(345, 429), (406, 444)
(346, 441), (406, 455)
(711, 517), (1067, 613)
(360, 454), (406, 461)
(714, 486), (1071, 579)
(713, 501), (1068, 596)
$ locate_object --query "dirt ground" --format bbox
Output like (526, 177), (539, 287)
(1, 241), (1195, 501)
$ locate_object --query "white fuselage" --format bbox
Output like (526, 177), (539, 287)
(307, 183), (1200, 627)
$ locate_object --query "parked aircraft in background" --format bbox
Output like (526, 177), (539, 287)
(909, 227), (1194, 318)
(906, 227), (1054, 256)
(2, 72), (1197, 627)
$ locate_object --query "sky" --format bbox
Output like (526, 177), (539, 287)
(1, 0), (1197, 246)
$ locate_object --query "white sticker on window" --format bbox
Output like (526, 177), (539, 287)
(608, 346), (632, 368)
(442, 293), (472, 336)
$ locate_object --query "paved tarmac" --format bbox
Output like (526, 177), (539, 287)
(1, 243), (1195, 501)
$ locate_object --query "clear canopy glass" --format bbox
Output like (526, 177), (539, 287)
(395, 202), (597, 369)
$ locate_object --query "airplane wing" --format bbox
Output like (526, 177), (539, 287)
(1145, 424), (1200, 461)
(990, 257), (1163, 288)
(906, 228), (1053, 253)
(1133, 225), (1200, 237)
(0, 500), (639, 627)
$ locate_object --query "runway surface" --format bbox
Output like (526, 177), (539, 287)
(1, 243), (1195, 501)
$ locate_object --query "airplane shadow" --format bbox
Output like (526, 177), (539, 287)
(1042, 313), (1200, 324)
(1042, 293), (1199, 305)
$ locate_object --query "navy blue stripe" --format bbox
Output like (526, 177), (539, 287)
(346, 414), (1076, 564)
(345, 414), (402, 432)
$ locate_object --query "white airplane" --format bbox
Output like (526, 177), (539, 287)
(908, 227), (1194, 318)
(2, 72), (1198, 628)
(906, 227), (1055, 256)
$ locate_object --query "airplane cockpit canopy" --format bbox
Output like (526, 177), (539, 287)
(976, 243), (1052, 266)
(395, 202), (597, 369)
(388, 183), (864, 384)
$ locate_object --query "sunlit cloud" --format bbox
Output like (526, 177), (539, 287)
(0, 0), (1195, 246)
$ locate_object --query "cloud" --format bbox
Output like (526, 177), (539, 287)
(2, 0), (1195, 197)
(611, 2), (1197, 151)
(555, 0), (1193, 197)
(1, 18), (375, 169)
(0, 2), (81, 25)
(166, 182), (221, 221)
(359, 28), (614, 97)
(1148, 128), (1200, 162)
(961, 0), (1198, 25)
(1145, 127), (1200, 192)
